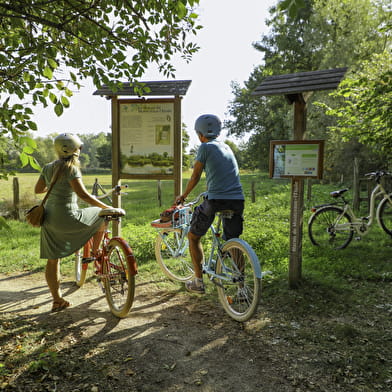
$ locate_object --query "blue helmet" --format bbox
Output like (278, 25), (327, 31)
(194, 114), (221, 139)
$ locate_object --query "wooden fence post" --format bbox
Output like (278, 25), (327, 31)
(251, 181), (256, 203)
(306, 179), (312, 201)
(353, 157), (360, 210)
(157, 180), (162, 207)
(13, 177), (20, 220)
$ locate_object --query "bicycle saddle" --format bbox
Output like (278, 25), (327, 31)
(99, 207), (126, 217)
(330, 189), (348, 198)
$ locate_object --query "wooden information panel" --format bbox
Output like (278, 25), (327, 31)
(269, 140), (324, 179)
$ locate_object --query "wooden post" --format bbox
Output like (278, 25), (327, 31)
(13, 177), (20, 220)
(251, 181), (256, 203)
(157, 180), (162, 207)
(353, 157), (360, 210)
(173, 96), (182, 198)
(306, 179), (312, 201)
(289, 94), (306, 288)
(111, 96), (121, 236)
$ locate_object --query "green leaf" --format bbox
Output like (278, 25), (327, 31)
(29, 155), (41, 171)
(27, 121), (38, 130)
(23, 145), (35, 154)
(54, 103), (63, 116)
(20, 136), (37, 148)
(43, 66), (53, 79)
(19, 152), (29, 167)
(61, 96), (70, 107)
(176, 2), (187, 19)
(49, 92), (57, 104)
(47, 58), (58, 69)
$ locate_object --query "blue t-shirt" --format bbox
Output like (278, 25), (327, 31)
(196, 140), (244, 200)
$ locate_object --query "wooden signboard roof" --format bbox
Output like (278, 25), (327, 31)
(93, 80), (192, 97)
(252, 68), (347, 97)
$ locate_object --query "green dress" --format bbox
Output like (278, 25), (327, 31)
(40, 161), (104, 259)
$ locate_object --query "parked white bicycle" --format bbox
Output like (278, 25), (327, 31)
(308, 171), (392, 249)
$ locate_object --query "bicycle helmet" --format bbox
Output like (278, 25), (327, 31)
(54, 133), (83, 158)
(194, 114), (221, 139)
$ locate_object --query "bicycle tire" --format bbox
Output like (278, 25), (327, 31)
(155, 229), (194, 282)
(103, 238), (136, 318)
(74, 240), (92, 287)
(215, 239), (261, 322)
(308, 206), (353, 249)
(378, 195), (392, 235)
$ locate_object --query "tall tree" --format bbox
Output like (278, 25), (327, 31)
(0, 0), (201, 178)
(325, 51), (392, 161)
(225, 0), (390, 177)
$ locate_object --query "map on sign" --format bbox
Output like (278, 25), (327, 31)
(270, 140), (324, 179)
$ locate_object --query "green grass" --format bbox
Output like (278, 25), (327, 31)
(1, 171), (392, 282)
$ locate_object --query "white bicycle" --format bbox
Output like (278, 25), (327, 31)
(308, 171), (392, 249)
(151, 192), (264, 322)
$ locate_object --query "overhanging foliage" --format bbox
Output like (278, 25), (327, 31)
(0, 0), (201, 178)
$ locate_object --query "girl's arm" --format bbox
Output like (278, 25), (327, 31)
(70, 178), (111, 209)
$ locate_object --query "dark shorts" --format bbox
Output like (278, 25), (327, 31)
(190, 198), (244, 240)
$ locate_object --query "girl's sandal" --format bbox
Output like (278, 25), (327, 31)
(51, 299), (71, 312)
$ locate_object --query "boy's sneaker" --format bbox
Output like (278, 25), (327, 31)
(185, 278), (205, 294)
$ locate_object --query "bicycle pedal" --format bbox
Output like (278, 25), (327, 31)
(82, 257), (95, 264)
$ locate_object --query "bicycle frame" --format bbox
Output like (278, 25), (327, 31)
(203, 214), (245, 282)
(84, 218), (137, 273)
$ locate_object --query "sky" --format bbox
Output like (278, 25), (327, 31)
(33, 0), (277, 148)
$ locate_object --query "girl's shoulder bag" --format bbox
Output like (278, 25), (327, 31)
(25, 166), (61, 227)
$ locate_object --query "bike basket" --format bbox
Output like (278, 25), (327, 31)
(172, 206), (192, 228)
(151, 206), (192, 229)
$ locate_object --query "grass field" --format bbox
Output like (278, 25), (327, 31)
(1, 170), (391, 279)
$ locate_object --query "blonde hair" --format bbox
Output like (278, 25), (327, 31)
(54, 154), (80, 177)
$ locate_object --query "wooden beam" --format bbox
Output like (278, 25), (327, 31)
(289, 94), (307, 288)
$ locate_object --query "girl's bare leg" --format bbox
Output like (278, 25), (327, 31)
(46, 258), (62, 303)
(92, 221), (108, 255)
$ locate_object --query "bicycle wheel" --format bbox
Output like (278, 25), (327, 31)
(308, 206), (353, 249)
(103, 238), (136, 318)
(155, 229), (194, 282)
(215, 239), (261, 322)
(378, 196), (392, 235)
(74, 240), (92, 287)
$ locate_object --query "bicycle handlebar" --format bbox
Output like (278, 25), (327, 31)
(365, 170), (392, 177)
(95, 184), (128, 199)
(365, 171), (392, 182)
(183, 192), (207, 208)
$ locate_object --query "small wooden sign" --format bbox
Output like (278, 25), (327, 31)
(269, 140), (324, 179)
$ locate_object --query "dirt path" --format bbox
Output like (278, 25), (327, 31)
(1, 271), (389, 391)
(0, 271), (299, 392)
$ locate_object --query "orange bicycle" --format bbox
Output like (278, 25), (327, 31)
(74, 184), (137, 318)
